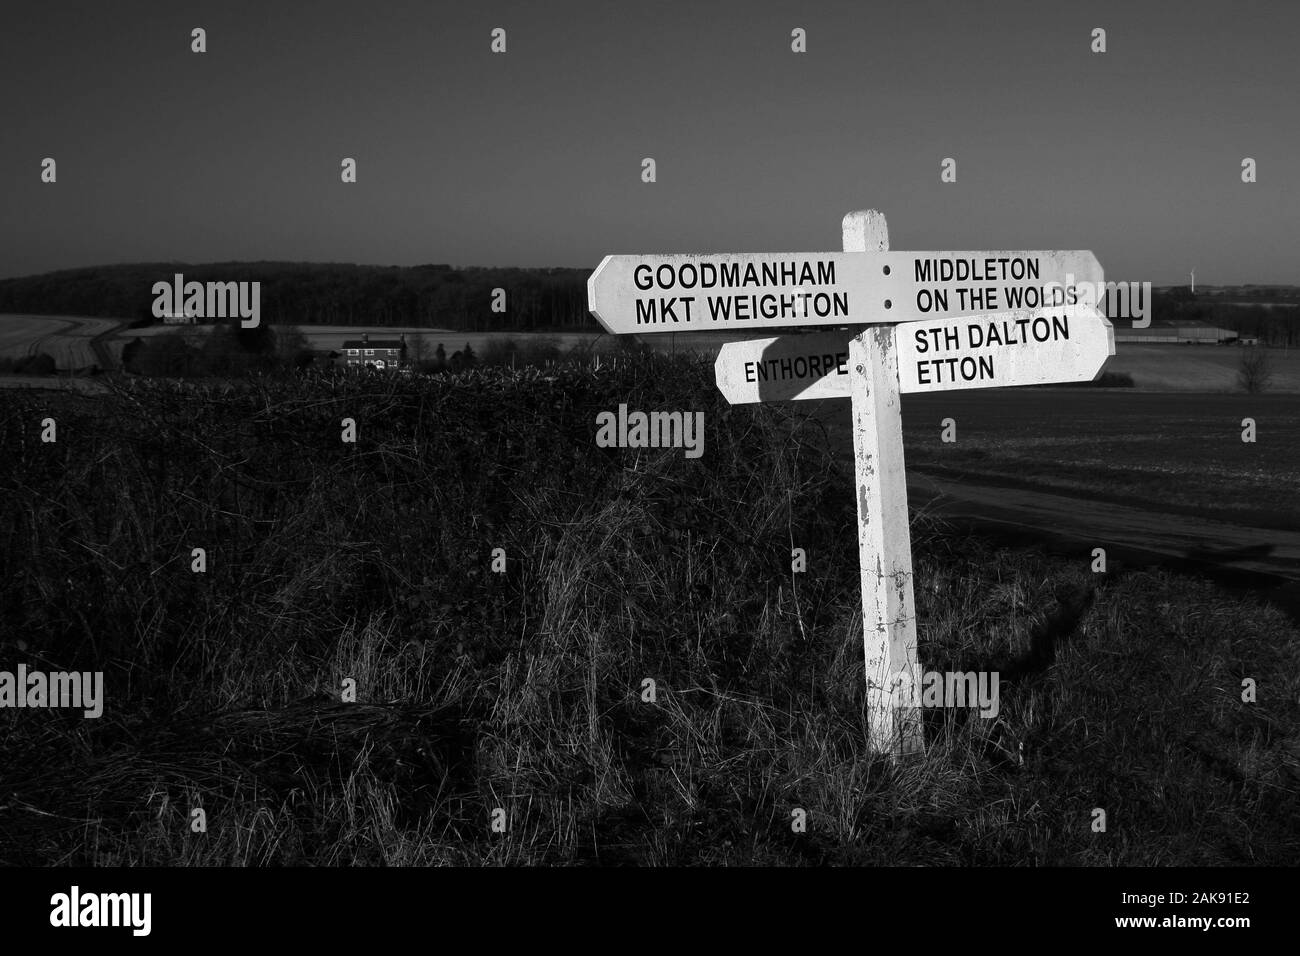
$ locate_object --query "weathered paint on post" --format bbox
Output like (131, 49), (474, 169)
(845, 211), (924, 757)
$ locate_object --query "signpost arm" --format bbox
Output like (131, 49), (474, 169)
(844, 210), (924, 757)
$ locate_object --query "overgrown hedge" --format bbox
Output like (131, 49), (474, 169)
(0, 358), (865, 862)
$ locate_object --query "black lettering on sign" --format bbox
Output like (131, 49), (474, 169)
(913, 257), (1042, 283)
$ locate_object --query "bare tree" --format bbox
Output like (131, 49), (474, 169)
(1238, 347), (1274, 393)
(406, 333), (428, 367)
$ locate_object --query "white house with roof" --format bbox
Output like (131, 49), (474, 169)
(338, 332), (407, 369)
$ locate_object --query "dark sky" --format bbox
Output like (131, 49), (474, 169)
(2, 0), (1295, 284)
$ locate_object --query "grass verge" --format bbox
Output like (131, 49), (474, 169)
(0, 358), (1295, 864)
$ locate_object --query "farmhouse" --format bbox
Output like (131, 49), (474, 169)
(339, 332), (407, 369)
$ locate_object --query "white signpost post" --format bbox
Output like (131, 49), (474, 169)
(842, 211), (919, 757)
(587, 210), (1109, 757)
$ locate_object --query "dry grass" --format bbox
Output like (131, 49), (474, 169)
(0, 358), (1296, 865)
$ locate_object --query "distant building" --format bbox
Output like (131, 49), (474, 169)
(1114, 321), (1237, 345)
(339, 332), (407, 369)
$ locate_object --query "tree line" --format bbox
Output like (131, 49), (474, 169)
(1152, 290), (1300, 347)
(2, 264), (1298, 346)
(0, 262), (599, 332)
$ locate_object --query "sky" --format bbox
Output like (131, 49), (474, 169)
(1, 0), (1296, 285)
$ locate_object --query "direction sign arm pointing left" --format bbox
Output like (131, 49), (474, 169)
(587, 256), (614, 331)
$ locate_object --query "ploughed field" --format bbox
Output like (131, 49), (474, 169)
(814, 388), (1297, 524)
(0, 314), (118, 370)
(1103, 343), (1300, 391)
(809, 387), (1300, 595)
(894, 389), (1300, 525)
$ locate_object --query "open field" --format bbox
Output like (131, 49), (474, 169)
(896, 390), (1300, 523)
(1102, 343), (1300, 391)
(907, 471), (1300, 607)
(0, 360), (1296, 866)
(0, 314), (119, 370)
(7, 313), (1299, 391)
(805, 386), (1300, 607)
(813, 390), (1300, 527)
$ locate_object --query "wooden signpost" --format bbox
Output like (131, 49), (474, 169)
(587, 210), (1108, 757)
(587, 247), (1103, 333)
